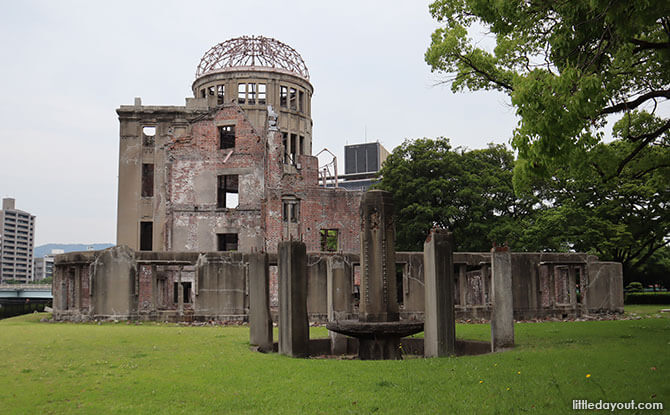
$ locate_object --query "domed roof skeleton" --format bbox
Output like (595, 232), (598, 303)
(195, 36), (310, 81)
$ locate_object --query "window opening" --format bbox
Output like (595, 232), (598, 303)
(289, 88), (297, 110)
(217, 233), (238, 251)
(200, 89), (206, 98)
(319, 229), (338, 251)
(290, 133), (297, 163)
(280, 86), (288, 107)
(217, 175), (239, 208)
(258, 84), (267, 105)
(217, 85), (225, 105)
(140, 222), (153, 251)
(298, 90), (304, 112)
(282, 199), (299, 223)
(142, 126), (156, 147)
(238, 83), (246, 104)
(247, 83), (256, 105)
(299, 136), (305, 155)
(141, 163), (154, 197)
(208, 86), (215, 96)
(282, 132), (289, 164)
(173, 281), (192, 304)
(219, 125), (235, 149)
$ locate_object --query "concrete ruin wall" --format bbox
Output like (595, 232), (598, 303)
(53, 247), (623, 322)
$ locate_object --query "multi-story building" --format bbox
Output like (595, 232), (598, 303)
(0, 198), (36, 283)
(116, 36), (363, 254)
(34, 251), (59, 281)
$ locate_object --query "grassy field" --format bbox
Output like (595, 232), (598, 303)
(0, 308), (668, 414)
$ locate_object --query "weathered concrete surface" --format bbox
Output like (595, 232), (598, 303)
(248, 253), (272, 351)
(194, 253), (246, 318)
(584, 260), (624, 313)
(278, 241), (309, 357)
(307, 254), (328, 319)
(359, 190), (398, 322)
(491, 247), (514, 351)
(327, 255), (353, 354)
(90, 245), (137, 319)
(423, 229), (455, 357)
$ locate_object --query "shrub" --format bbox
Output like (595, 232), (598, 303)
(624, 292), (670, 305)
(625, 282), (644, 292)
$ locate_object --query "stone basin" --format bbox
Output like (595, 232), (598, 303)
(327, 319), (424, 360)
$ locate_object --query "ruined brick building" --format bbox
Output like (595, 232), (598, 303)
(51, 37), (623, 323)
(116, 36), (362, 255)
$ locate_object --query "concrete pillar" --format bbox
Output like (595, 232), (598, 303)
(327, 255), (352, 355)
(491, 247), (514, 351)
(458, 264), (467, 307)
(359, 190), (398, 322)
(249, 253), (272, 352)
(423, 229), (455, 357)
(177, 266), (183, 319)
(278, 241), (309, 358)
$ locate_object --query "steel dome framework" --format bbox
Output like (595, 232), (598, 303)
(195, 36), (310, 81)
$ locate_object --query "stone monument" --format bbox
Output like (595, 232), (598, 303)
(327, 190), (423, 359)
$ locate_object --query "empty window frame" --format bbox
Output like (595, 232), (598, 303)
(140, 221), (153, 251)
(258, 84), (267, 105)
(298, 90), (304, 112)
(299, 136), (305, 155)
(173, 281), (192, 304)
(238, 83), (246, 104)
(280, 86), (288, 107)
(247, 83), (256, 105)
(208, 86), (215, 96)
(142, 126), (156, 147)
(282, 199), (300, 223)
(320, 229), (338, 252)
(289, 88), (297, 110)
(200, 89), (206, 98)
(217, 175), (239, 208)
(290, 133), (297, 163)
(141, 163), (154, 197)
(217, 233), (238, 251)
(282, 132), (289, 164)
(217, 85), (225, 105)
(219, 125), (235, 149)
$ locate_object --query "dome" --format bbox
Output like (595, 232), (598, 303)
(195, 36), (310, 81)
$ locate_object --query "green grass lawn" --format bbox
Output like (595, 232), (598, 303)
(0, 310), (667, 414)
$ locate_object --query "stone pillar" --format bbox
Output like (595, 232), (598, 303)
(249, 253), (273, 352)
(491, 247), (514, 351)
(327, 255), (352, 355)
(359, 190), (398, 322)
(423, 229), (455, 357)
(458, 264), (467, 307)
(177, 266), (184, 319)
(278, 241), (309, 358)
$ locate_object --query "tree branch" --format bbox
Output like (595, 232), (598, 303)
(630, 38), (670, 53)
(601, 89), (670, 115)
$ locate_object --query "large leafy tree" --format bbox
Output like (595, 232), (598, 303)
(518, 129), (670, 281)
(425, 0), (670, 188)
(374, 138), (532, 251)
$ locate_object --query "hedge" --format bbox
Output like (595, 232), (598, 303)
(624, 292), (670, 305)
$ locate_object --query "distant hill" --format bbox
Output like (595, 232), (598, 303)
(34, 243), (114, 258)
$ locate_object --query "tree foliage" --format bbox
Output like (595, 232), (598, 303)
(517, 135), (670, 281)
(425, 0), (670, 188)
(374, 137), (530, 251)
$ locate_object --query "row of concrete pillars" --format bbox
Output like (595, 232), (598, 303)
(249, 234), (515, 358)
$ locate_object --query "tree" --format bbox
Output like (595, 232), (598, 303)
(374, 138), (532, 251)
(517, 134), (670, 282)
(425, 0), (670, 188)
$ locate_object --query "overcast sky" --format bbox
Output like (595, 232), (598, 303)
(0, 0), (519, 246)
